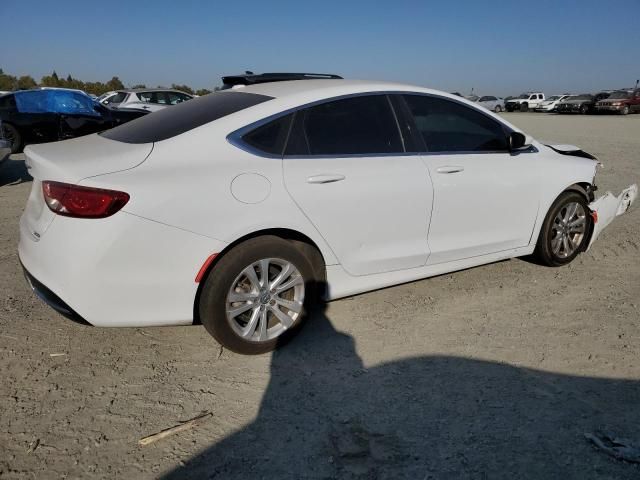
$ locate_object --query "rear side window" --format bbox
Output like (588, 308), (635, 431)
(285, 95), (403, 156)
(101, 91), (273, 143)
(241, 114), (293, 155)
(403, 94), (508, 153)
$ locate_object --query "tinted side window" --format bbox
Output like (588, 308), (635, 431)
(286, 95), (403, 156)
(241, 114), (293, 155)
(403, 95), (508, 153)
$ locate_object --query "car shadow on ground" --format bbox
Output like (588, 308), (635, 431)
(161, 289), (640, 479)
(0, 156), (32, 187)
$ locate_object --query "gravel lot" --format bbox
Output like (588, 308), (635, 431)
(1, 113), (639, 479)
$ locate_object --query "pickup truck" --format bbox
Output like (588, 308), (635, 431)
(505, 92), (545, 112)
(595, 89), (640, 115)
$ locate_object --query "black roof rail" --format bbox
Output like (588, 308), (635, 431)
(221, 72), (343, 89)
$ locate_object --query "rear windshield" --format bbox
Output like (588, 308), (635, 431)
(101, 91), (273, 143)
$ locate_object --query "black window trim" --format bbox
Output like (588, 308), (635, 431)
(227, 91), (523, 159)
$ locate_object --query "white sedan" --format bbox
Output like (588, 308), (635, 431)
(18, 80), (637, 354)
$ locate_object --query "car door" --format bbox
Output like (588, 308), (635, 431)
(401, 94), (541, 265)
(54, 91), (109, 139)
(283, 94), (434, 276)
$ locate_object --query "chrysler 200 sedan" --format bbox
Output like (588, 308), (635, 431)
(18, 79), (637, 354)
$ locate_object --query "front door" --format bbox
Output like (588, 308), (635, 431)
(283, 94), (434, 276)
(401, 93), (540, 265)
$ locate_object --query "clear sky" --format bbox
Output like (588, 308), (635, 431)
(1, 0), (638, 96)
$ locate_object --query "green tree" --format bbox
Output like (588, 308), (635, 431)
(171, 83), (195, 95)
(0, 69), (17, 90)
(106, 76), (125, 91)
(131, 84), (147, 89)
(16, 75), (37, 90)
(41, 71), (62, 87)
(195, 88), (212, 96)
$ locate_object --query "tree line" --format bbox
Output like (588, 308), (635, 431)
(0, 69), (213, 96)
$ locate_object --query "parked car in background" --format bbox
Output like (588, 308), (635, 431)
(595, 89), (640, 115)
(556, 93), (609, 114)
(476, 95), (505, 112)
(98, 88), (194, 112)
(505, 92), (545, 112)
(0, 88), (148, 153)
(534, 95), (573, 112)
(18, 78), (637, 354)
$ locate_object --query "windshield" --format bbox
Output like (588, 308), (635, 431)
(571, 95), (592, 101)
(607, 91), (630, 99)
(547, 96), (562, 101)
(516, 93), (529, 99)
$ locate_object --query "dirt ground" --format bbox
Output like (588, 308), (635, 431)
(1, 113), (639, 479)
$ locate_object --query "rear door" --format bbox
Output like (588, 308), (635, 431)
(283, 94), (434, 276)
(401, 94), (540, 265)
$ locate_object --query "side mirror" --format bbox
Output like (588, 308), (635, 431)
(508, 131), (531, 151)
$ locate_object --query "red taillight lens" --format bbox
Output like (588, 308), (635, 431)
(42, 181), (130, 218)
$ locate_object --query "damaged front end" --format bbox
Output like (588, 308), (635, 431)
(586, 184), (638, 250)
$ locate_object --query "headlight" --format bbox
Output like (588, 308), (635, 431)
(611, 102), (622, 106)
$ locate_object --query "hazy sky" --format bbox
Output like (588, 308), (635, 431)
(2, 0), (638, 95)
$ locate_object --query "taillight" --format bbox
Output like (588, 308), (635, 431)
(42, 181), (130, 218)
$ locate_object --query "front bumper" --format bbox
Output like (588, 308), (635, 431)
(587, 184), (638, 250)
(596, 105), (624, 112)
(0, 139), (10, 167)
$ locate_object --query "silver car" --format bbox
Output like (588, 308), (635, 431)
(476, 95), (505, 113)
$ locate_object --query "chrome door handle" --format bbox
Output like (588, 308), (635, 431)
(306, 174), (346, 184)
(436, 165), (465, 174)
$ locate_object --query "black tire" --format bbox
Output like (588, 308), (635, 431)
(2, 123), (22, 153)
(520, 102), (529, 112)
(620, 105), (629, 115)
(534, 191), (591, 267)
(580, 104), (589, 115)
(199, 235), (321, 355)
(494, 105), (502, 113)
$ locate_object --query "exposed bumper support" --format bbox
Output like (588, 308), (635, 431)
(587, 184), (638, 251)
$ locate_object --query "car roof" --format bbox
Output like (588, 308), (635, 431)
(229, 79), (453, 102)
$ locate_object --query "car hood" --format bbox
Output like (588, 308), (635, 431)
(24, 133), (153, 184)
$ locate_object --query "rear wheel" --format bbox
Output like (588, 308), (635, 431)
(534, 191), (591, 266)
(2, 123), (22, 153)
(199, 236), (320, 354)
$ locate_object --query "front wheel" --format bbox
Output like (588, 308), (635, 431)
(621, 105), (630, 115)
(520, 103), (529, 112)
(199, 236), (320, 354)
(494, 105), (502, 113)
(2, 123), (22, 153)
(534, 191), (591, 267)
(580, 104), (589, 115)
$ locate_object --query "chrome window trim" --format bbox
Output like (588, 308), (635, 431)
(227, 90), (524, 159)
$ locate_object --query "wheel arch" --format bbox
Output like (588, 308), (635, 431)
(192, 227), (327, 324)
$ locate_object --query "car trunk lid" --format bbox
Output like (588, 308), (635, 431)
(21, 134), (152, 240)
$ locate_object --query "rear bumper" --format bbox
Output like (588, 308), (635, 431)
(22, 265), (90, 325)
(19, 210), (228, 327)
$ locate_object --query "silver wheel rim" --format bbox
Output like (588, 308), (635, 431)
(551, 202), (587, 258)
(226, 258), (305, 343)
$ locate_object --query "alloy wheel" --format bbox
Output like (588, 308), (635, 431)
(225, 258), (305, 343)
(550, 202), (587, 258)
